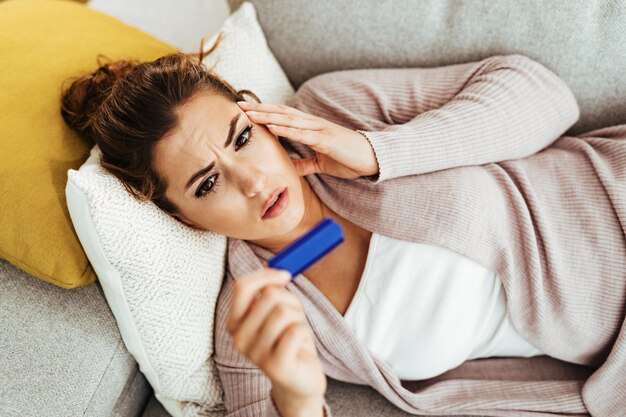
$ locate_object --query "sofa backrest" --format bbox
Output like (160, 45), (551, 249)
(230, 0), (626, 135)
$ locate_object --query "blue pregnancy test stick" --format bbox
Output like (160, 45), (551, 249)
(267, 217), (344, 278)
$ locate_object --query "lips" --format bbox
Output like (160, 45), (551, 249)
(261, 186), (287, 217)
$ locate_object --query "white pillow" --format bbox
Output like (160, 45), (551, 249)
(65, 3), (295, 417)
(201, 2), (294, 105)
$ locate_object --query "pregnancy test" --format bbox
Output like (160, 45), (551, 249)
(267, 217), (344, 278)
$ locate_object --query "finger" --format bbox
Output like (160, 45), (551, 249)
(237, 101), (311, 118)
(228, 269), (291, 333)
(232, 287), (302, 355)
(246, 111), (321, 131)
(271, 323), (308, 373)
(266, 124), (328, 152)
(247, 303), (303, 366)
(291, 157), (321, 177)
(227, 268), (292, 334)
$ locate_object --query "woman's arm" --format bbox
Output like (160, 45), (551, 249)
(209, 272), (332, 417)
(289, 54), (580, 182)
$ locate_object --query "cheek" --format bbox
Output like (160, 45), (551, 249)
(195, 199), (249, 234)
(267, 138), (296, 171)
(254, 136), (291, 173)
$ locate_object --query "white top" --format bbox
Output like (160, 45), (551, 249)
(343, 232), (543, 380)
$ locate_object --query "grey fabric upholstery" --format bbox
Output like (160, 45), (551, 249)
(142, 395), (170, 417)
(229, 0), (626, 136)
(0, 259), (150, 417)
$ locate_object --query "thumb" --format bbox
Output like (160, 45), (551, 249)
(292, 156), (321, 177)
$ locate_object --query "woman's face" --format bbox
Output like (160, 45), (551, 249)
(153, 91), (306, 240)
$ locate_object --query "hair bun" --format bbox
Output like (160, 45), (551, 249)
(61, 54), (138, 146)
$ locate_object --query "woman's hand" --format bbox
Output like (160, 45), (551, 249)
(226, 267), (327, 402)
(237, 101), (379, 180)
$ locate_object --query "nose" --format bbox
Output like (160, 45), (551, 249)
(229, 160), (266, 198)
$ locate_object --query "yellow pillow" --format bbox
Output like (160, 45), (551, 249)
(0, 0), (177, 288)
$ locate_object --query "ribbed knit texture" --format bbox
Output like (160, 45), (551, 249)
(211, 55), (626, 416)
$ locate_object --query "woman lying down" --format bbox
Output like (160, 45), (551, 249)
(60, 50), (625, 417)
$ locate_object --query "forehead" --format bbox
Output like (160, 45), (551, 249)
(173, 91), (235, 139)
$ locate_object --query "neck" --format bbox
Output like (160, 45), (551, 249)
(248, 176), (332, 254)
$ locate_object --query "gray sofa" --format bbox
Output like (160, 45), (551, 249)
(2, 1), (625, 416)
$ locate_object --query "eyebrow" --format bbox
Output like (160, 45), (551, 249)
(184, 113), (242, 193)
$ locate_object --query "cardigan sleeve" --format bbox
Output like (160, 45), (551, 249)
(215, 361), (332, 417)
(292, 54), (580, 183)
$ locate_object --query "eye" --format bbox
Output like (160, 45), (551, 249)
(196, 173), (219, 199)
(195, 125), (255, 199)
(235, 125), (253, 150)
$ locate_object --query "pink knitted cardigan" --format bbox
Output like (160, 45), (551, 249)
(206, 55), (625, 417)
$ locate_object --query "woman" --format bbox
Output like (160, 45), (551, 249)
(60, 50), (626, 417)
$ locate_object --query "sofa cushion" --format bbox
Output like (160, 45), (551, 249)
(0, 259), (150, 416)
(0, 0), (176, 288)
(231, 0), (626, 135)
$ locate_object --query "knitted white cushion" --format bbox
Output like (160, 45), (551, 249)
(64, 3), (294, 417)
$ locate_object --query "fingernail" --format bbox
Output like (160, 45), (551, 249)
(237, 101), (249, 106)
(280, 270), (292, 280)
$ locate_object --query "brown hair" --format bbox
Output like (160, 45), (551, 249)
(60, 34), (260, 219)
